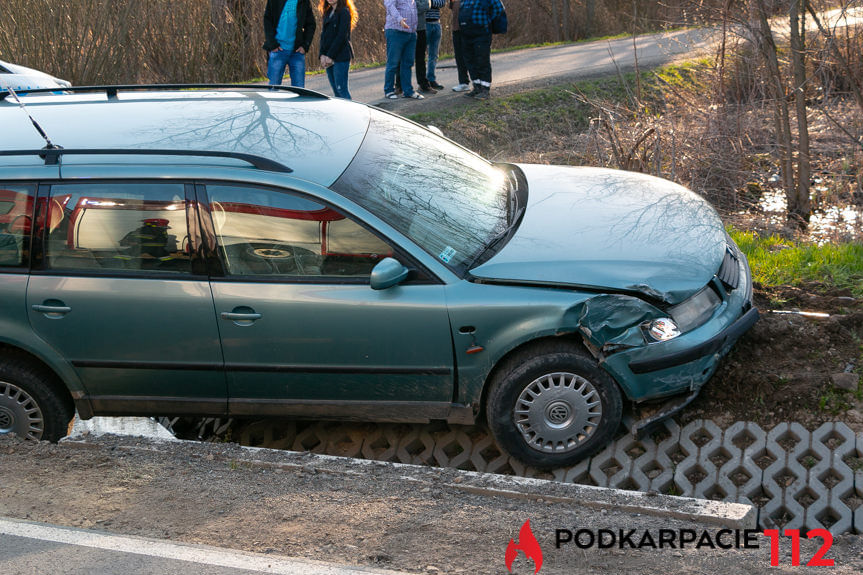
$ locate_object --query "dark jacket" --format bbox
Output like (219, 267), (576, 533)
(320, 7), (353, 63)
(263, 0), (317, 53)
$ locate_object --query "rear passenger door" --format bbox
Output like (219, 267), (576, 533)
(26, 181), (227, 416)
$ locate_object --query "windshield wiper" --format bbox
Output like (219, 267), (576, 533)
(466, 202), (525, 270)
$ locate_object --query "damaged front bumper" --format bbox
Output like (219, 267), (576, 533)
(628, 306), (759, 374)
(598, 248), (757, 404)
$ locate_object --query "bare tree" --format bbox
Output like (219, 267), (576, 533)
(789, 0), (811, 221)
(748, 0), (797, 221)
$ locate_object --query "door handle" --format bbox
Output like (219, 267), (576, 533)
(32, 303), (72, 318)
(220, 312), (263, 321)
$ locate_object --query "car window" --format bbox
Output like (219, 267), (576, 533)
(206, 184), (393, 279)
(0, 184), (35, 268)
(331, 108), (510, 275)
(44, 182), (191, 274)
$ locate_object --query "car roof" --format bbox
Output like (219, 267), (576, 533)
(0, 87), (371, 186)
(0, 59), (67, 88)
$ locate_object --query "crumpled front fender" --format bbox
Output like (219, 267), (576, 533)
(566, 294), (663, 355)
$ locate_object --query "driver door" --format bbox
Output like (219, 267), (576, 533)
(201, 183), (456, 421)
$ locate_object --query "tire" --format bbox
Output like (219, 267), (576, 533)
(486, 342), (622, 469)
(0, 360), (73, 442)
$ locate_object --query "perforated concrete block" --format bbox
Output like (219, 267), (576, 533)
(588, 440), (624, 488)
(395, 426), (436, 466)
(559, 456), (592, 485)
(468, 433), (509, 474)
(806, 423), (856, 534)
(717, 421), (765, 507)
(761, 423), (810, 531)
(854, 430), (863, 534)
(220, 417), (863, 534)
(674, 420), (723, 498)
(432, 428), (473, 469)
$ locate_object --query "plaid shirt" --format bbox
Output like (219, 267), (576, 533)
(384, 0), (418, 32)
(458, 0), (503, 28)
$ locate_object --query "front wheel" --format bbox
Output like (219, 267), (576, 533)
(0, 361), (73, 442)
(486, 344), (622, 469)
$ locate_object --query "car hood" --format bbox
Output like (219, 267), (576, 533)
(470, 165), (727, 305)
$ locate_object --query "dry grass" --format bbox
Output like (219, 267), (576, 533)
(411, 54), (863, 243)
(0, 0), (725, 84)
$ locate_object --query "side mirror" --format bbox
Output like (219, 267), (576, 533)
(370, 257), (409, 290)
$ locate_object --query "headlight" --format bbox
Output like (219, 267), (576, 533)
(646, 318), (681, 341)
(668, 286), (721, 333)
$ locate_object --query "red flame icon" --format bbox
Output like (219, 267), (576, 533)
(505, 519), (543, 574)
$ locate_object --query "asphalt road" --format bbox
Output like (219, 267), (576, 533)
(302, 27), (720, 105)
(0, 517), (402, 575)
(300, 6), (863, 106)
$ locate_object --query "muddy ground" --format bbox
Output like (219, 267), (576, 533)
(681, 284), (863, 432)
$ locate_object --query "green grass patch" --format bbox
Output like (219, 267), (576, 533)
(409, 84), (593, 142)
(728, 227), (863, 298)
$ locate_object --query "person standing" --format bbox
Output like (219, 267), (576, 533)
(263, 0), (317, 88)
(425, 0), (446, 91)
(384, 0), (424, 99)
(414, 0), (435, 93)
(458, 0), (503, 100)
(449, 0), (471, 91)
(319, 0), (357, 99)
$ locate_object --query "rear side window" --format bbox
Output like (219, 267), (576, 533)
(0, 184), (35, 268)
(44, 182), (191, 274)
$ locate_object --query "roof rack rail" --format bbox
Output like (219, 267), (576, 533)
(0, 83), (330, 101)
(0, 148), (293, 173)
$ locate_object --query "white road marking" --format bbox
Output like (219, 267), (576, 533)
(0, 517), (402, 575)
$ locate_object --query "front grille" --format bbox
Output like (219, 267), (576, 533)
(717, 243), (740, 290)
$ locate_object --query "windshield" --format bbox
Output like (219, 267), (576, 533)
(331, 109), (513, 275)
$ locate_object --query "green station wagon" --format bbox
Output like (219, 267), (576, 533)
(0, 86), (758, 468)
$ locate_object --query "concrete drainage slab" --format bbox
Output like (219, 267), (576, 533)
(72, 416), (863, 535)
(207, 418), (863, 535)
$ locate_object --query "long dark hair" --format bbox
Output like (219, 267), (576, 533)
(320, 0), (358, 29)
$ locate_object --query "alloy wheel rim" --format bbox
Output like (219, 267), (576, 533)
(514, 372), (601, 454)
(0, 381), (44, 440)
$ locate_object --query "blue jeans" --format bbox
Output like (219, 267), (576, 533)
(268, 49), (306, 87)
(384, 29), (417, 97)
(326, 61), (351, 100)
(425, 21), (442, 84)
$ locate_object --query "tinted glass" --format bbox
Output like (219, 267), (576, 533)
(45, 183), (190, 273)
(0, 184), (35, 268)
(207, 184), (393, 278)
(331, 108), (509, 274)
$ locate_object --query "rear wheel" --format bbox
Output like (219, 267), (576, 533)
(486, 343), (622, 469)
(0, 362), (73, 442)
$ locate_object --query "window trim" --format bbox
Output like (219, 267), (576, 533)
(195, 181), (443, 286)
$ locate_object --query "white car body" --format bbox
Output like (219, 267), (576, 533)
(0, 59), (71, 91)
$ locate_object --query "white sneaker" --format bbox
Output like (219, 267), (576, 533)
(452, 83), (470, 92)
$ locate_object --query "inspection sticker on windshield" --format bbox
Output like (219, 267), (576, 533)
(439, 246), (457, 263)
